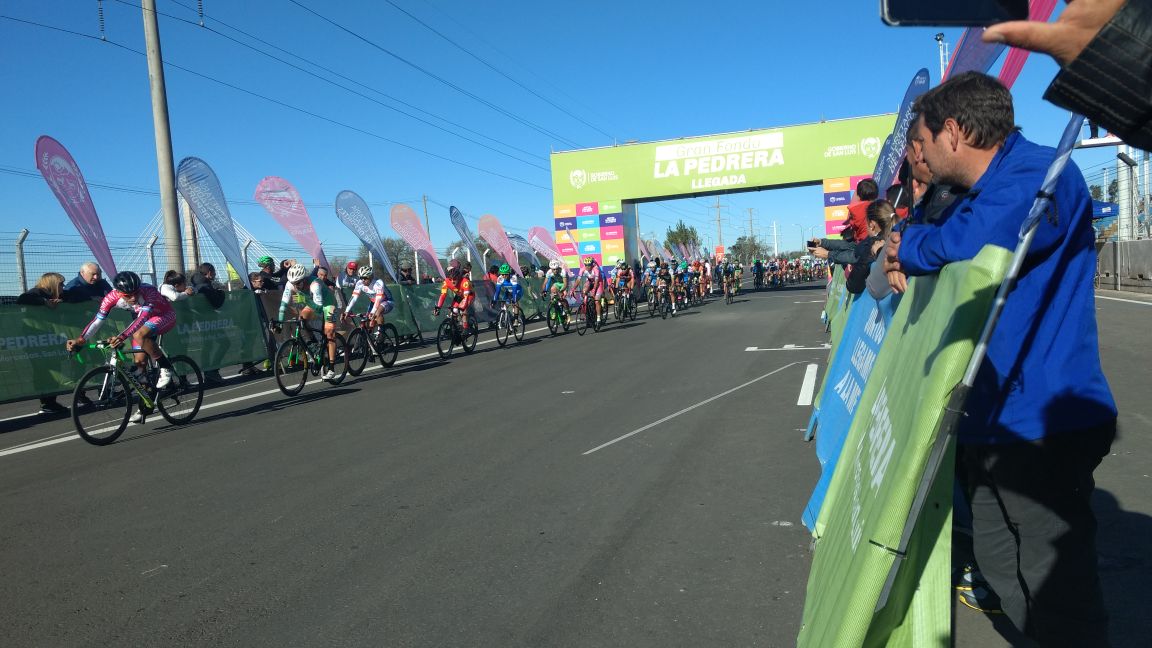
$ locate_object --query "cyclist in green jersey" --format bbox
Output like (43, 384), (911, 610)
(277, 264), (340, 380)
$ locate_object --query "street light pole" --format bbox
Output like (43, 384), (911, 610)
(142, 0), (183, 274)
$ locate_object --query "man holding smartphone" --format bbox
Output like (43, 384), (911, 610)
(885, 71), (1116, 647)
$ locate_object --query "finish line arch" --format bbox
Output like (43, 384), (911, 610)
(549, 113), (895, 265)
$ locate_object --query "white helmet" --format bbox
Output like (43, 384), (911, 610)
(286, 264), (308, 283)
(647, 261), (656, 269)
(548, 260), (561, 270)
(358, 266), (374, 279)
(615, 258), (625, 267)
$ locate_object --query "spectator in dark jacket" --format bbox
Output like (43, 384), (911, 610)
(62, 262), (112, 302)
(18, 273), (70, 414)
(189, 263), (225, 309)
(256, 256), (291, 291)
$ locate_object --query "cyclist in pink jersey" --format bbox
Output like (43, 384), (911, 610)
(66, 271), (178, 389)
(577, 256), (606, 324)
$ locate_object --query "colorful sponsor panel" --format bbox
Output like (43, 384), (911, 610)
(576, 201), (599, 216)
(602, 239), (625, 258)
(600, 226), (623, 240)
(556, 241), (577, 256)
(575, 229), (599, 242)
(824, 205), (849, 222)
(822, 177), (851, 193)
(555, 216), (577, 231)
(577, 216), (599, 229)
(599, 213), (622, 227)
(849, 174), (873, 192)
(554, 204), (576, 218)
(824, 191), (852, 208)
(598, 200), (621, 214)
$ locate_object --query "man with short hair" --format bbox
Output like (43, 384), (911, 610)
(885, 71), (1116, 646)
(63, 261), (113, 302)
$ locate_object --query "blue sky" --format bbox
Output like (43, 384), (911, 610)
(0, 0), (1123, 261)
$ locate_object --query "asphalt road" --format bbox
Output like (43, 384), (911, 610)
(1, 284), (1148, 647)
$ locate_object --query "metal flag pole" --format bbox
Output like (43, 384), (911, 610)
(876, 113), (1085, 610)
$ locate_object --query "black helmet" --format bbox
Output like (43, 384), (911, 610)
(113, 270), (141, 294)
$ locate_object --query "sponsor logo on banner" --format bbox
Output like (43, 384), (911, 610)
(36, 136), (119, 276)
(557, 242), (577, 256)
(554, 217), (577, 231)
(825, 206), (850, 221)
(599, 214), (620, 227)
(602, 239), (625, 256)
(576, 202), (599, 216)
(598, 200), (621, 214)
(580, 241), (601, 255)
(652, 132), (785, 190)
(823, 177), (851, 193)
(554, 204), (576, 218)
(824, 191), (852, 207)
(569, 169), (587, 189)
(860, 137), (882, 159)
(600, 226), (623, 240)
(577, 216), (599, 229)
(576, 229), (599, 242)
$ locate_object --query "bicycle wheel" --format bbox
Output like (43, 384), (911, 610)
(306, 339), (324, 377)
(561, 301), (571, 331)
(274, 338), (308, 396)
(648, 290), (657, 317)
(592, 299), (604, 332)
(614, 295), (624, 322)
(461, 316), (478, 353)
(660, 294), (669, 320)
(345, 328), (370, 377)
(376, 324), (399, 368)
(576, 301), (588, 335)
(436, 319), (455, 359)
(547, 302), (560, 335)
(496, 309), (510, 347)
(156, 355), (204, 425)
(325, 333), (349, 384)
(72, 366), (132, 446)
(512, 312), (526, 341)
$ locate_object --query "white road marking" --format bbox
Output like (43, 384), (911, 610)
(796, 364), (818, 406)
(0, 325), (552, 460)
(1096, 295), (1152, 306)
(582, 362), (800, 456)
(794, 300), (824, 303)
(745, 344), (830, 351)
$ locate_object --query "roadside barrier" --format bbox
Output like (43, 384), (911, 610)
(798, 244), (1011, 647)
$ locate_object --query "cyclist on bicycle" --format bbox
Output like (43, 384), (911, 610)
(343, 265), (393, 328)
(433, 265), (474, 330)
(609, 257), (634, 302)
(491, 263), (523, 317)
(541, 260), (568, 300)
(733, 262), (744, 294)
(65, 271), (177, 392)
(577, 256), (606, 324)
(277, 263), (340, 381)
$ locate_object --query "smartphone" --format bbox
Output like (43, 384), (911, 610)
(881, 0), (1028, 26)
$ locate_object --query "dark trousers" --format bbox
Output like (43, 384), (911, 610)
(962, 421), (1115, 647)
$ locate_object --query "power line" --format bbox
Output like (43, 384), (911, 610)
(381, 0), (614, 141)
(0, 14), (551, 190)
(286, 0), (583, 150)
(151, 0), (548, 167)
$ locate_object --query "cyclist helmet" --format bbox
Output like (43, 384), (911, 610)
(286, 264), (308, 283)
(583, 256), (595, 266)
(257, 255), (274, 266)
(616, 258), (625, 267)
(647, 261), (656, 269)
(358, 265), (374, 279)
(347, 261), (358, 271)
(679, 261), (688, 270)
(498, 263), (511, 275)
(113, 270), (141, 294)
(548, 259), (561, 270)
(447, 259), (461, 272)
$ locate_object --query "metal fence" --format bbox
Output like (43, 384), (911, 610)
(0, 229), (369, 299)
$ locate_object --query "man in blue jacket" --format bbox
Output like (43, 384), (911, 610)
(885, 72), (1116, 646)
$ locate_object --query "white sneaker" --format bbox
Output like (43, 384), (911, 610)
(155, 368), (172, 389)
(322, 369), (337, 381)
(131, 410), (147, 424)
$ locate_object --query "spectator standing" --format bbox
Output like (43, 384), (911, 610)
(160, 270), (194, 302)
(396, 261), (417, 285)
(18, 273), (70, 414)
(843, 179), (880, 242)
(189, 263), (227, 385)
(335, 261), (359, 292)
(256, 256), (289, 290)
(62, 261), (112, 302)
(886, 72), (1117, 646)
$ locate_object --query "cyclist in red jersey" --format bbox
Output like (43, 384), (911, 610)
(433, 265), (474, 330)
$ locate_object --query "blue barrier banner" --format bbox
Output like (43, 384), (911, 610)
(802, 290), (901, 533)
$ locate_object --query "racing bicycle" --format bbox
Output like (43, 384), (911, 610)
(435, 307), (478, 359)
(271, 318), (349, 396)
(345, 312), (398, 376)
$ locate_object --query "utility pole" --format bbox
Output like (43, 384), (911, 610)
(715, 197), (723, 252)
(421, 194), (431, 242)
(142, 0), (183, 273)
(772, 221), (779, 258)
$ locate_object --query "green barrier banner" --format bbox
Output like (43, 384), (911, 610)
(0, 292), (267, 404)
(798, 245), (1011, 647)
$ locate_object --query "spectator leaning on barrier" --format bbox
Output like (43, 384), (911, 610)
(984, 0), (1152, 150)
(160, 270), (194, 302)
(843, 178), (879, 242)
(256, 256), (288, 290)
(62, 261), (112, 302)
(189, 263), (225, 309)
(844, 200), (894, 295)
(884, 71), (1117, 646)
(18, 273), (70, 415)
(336, 261), (358, 291)
(396, 260), (417, 285)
